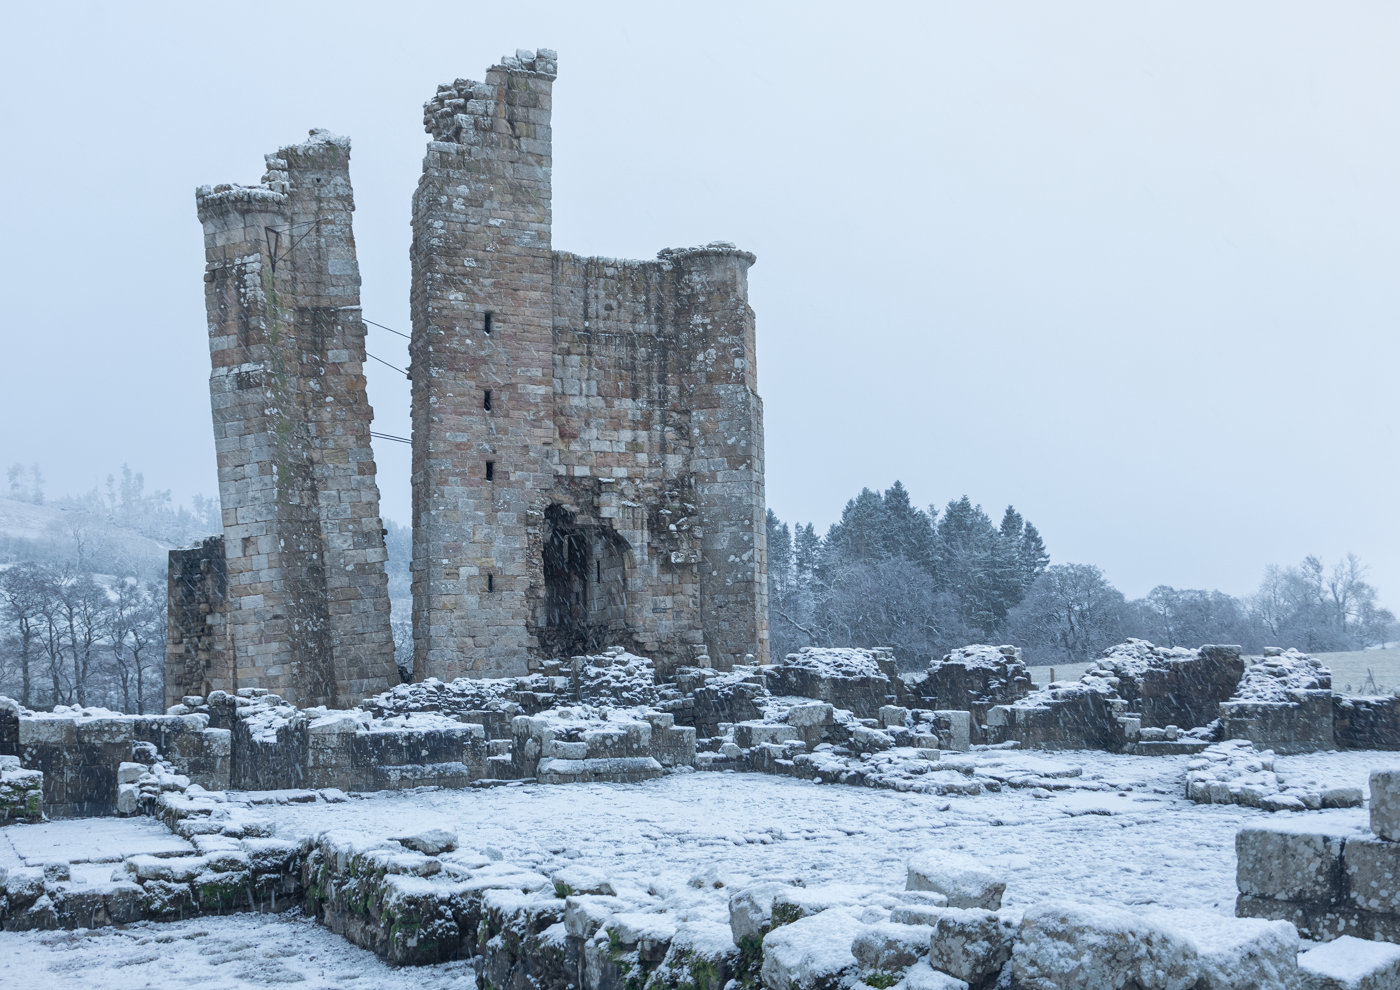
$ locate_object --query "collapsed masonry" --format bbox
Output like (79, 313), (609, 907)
(172, 47), (768, 708)
(3, 796), (1391, 989)
(21, 636), (1400, 822)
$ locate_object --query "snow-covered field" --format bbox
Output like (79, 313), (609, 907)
(3, 748), (1399, 989)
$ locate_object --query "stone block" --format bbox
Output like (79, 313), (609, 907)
(649, 921), (740, 990)
(907, 851), (1004, 910)
(889, 902), (948, 926)
(117, 762), (146, 784)
(565, 894), (629, 938)
(1369, 769), (1400, 841)
(933, 711), (971, 752)
(1161, 913), (1299, 990)
(1234, 895), (1380, 943)
(391, 828), (458, 856)
(785, 703), (834, 728)
(1298, 934), (1400, 990)
(1013, 902), (1198, 990)
(851, 921), (934, 973)
(761, 908), (864, 990)
(1236, 827), (1346, 902)
(1343, 836), (1400, 914)
(879, 706), (911, 729)
(734, 722), (798, 748)
(1324, 787), (1365, 809)
(730, 882), (793, 944)
(926, 908), (1016, 985)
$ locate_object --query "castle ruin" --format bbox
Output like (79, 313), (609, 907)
(170, 49), (768, 707)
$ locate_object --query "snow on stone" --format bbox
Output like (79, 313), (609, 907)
(1298, 934), (1400, 988)
(780, 647), (886, 679)
(1232, 649), (1332, 702)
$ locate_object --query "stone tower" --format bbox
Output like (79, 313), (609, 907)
(182, 130), (396, 709)
(410, 49), (769, 680)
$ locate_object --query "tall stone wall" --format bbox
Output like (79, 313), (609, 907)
(410, 50), (767, 680)
(192, 130), (396, 708)
(165, 537), (229, 709)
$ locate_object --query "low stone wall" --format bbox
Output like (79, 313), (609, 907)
(1, 706), (230, 818)
(1236, 769), (1400, 941)
(0, 756), (41, 824)
(763, 648), (894, 720)
(511, 710), (695, 783)
(1097, 641), (1245, 730)
(984, 684), (1126, 752)
(1220, 690), (1335, 756)
(1334, 695), (1400, 751)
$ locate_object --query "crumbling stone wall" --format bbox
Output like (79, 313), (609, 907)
(191, 129), (395, 709)
(0, 706), (230, 818)
(1096, 640), (1244, 730)
(1220, 649), (1335, 755)
(1335, 695), (1400, 750)
(409, 50), (767, 682)
(165, 536), (228, 709)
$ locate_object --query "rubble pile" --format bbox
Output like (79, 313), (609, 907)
(572, 649), (661, 707)
(1185, 740), (1363, 812)
(1233, 649), (1333, 702)
(1220, 648), (1337, 755)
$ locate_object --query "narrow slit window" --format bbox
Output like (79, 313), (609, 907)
(485, 461), (494, 481)
(596, 560), (601, 582)
(483, 389), (492, 412)
(487, 573), (494, 592)
(484, 312), (494, 334)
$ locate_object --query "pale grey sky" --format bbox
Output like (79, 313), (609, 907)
(1, 2), (1396, 603)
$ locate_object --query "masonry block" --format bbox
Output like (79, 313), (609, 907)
(1370, 769), (1400, 841)
(1236, 827), (1346, 903)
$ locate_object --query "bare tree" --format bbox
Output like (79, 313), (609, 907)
(0, 562), (47, 706)
(1006, 563), (1129, 663)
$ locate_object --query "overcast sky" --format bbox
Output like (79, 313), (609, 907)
(1, 2), (1396, 604)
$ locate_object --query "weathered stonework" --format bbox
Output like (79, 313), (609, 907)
(409, 50), (768, 680)
(165, 536), (228, 708)
(187, 130), (396, 708)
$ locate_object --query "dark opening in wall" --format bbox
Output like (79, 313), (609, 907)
(484, 312), (493, 335)
(485, 461), (494, 481)
(596, 560), (601, 582)
(487, 573), (494, 592)
(483, 389), (492, 412)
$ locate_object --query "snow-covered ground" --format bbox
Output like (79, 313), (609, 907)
(2, 748), (1399, 988)
(0, 912), (477, 990)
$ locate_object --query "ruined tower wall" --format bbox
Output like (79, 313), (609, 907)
(410, 50), (767, 681)
(191, 131), (395, 708)
(410, 51), (559, 680)
(165, 537), (229, 710)
(549, 250), (768, 670)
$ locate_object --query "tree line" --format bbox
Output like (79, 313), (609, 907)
(767, 482), (1394, 666)
(0, 563), (165, 712)
(0, 462), (216, 712)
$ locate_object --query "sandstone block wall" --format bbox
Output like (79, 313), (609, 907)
(1220, 690), (1335, 755)
(4, 713), (230, 818)
(166, 537), (229, 709)
(409, 50), (767, 682)
(191, 129), (395, 708)
(1235, 771), (1400, 943)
